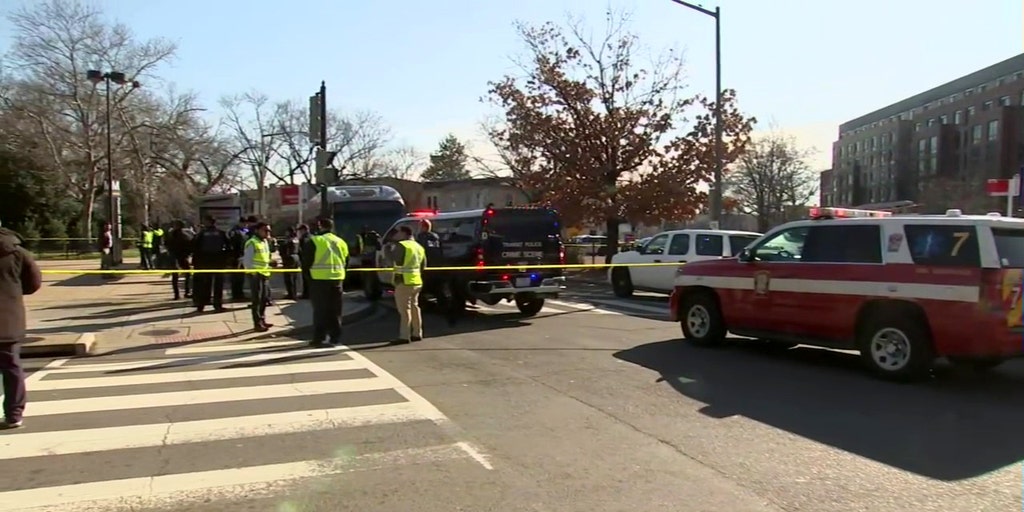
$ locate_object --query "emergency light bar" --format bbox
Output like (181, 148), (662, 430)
(408, 209), (437, 217)
(809, 206), (892, 219)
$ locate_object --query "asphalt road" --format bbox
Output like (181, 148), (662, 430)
(1, 286), (1022, 511)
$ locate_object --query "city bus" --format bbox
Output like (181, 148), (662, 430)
(305, 185), (407, 274)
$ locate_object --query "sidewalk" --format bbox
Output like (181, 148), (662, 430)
(24, 261), (375, 357)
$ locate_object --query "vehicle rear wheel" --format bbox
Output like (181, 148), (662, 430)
(515, 296), (545, 316)
(857, 312), (934, 382)
(948, 357), (1005, 372)
(680, 293), (726, 347)
(611, 268), (633, 298)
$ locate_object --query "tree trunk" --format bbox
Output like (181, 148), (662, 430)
(604, 217), (619, 265)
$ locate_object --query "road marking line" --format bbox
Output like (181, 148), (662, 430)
(32, 360), (366, 390)
(0, 401), (446, 460)
(48, 349), (349, 373)
(588, 298), (668, 315)
(342, 348), (494, 471)
(0, 444), (475, 512)
(165, 340), (343, 355)
(2, 359), (67, 402)
(28, 377), (394, 416)
(546, 299), (620, 314)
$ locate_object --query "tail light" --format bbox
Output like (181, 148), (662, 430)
(475, 246), (485, 269)
(558, 245), (565, 265)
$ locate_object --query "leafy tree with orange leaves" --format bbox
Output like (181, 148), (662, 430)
(485, 11), (755, 257)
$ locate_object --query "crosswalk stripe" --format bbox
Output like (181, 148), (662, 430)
(0, 401), (445, 460)
(588, 298), (668, 315)
(47, 348), (349, 373)
(164, 340), (338, 355)
(0, 443), (475, 512)
(31, 359), (366, 390)
(546, 299), (620, 314)
(29, 376), (395, 416)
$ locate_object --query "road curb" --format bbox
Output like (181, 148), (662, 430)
(280, 301), (379, 337)
(21, 333), (96, 358)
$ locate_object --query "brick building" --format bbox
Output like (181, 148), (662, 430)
(822, 53), (1024, 212)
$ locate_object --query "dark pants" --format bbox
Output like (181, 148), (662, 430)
(250, 275), (270, 326)
(230, 259), (246, 301)
(140, 248), (153, 270)
(283, 260), (299, 299)
(0, 343), (26, 423)
(301, 269), (312, 299)
(192, 261), (224, 309)
(310, 280), (343, 343)
(171, 256), (191, 299)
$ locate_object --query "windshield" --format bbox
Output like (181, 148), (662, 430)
(487, 209), (561, 241)
(728, 235), (760, 256)
(333, 201), (405, 247)
(992, 228), (1024, 267)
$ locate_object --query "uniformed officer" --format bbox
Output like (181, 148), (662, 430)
(389, 225), (426, 344)
(296, 224), (312, 299)
(305, 218), (349, 347)
(278, 227), (300, 300)
(227, 217), (251, 302)
(242, 222), (274, 332)
(165, 220), (194, 300)
(139, 224), (154, 270)
(191, 216), (229, 313)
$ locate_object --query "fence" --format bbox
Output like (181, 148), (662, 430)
(22, 238), (140, 260)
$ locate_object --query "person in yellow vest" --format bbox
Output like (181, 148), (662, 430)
(139, 224), (154, 270)
(388, 225), (426, 344)
(308, 218), (349, 347)
(242, 222), (274, 332)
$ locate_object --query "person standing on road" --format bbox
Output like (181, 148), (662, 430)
(98, 222), (113, 273)
(0, 222), (42, 429)
(242, 222), (274, 332)
(296, 224), (312, 299)
(191, 216), (229, 313)
(165, 220), (194, 300)
(227, 217), (251, 302)
(304, 218), (349, 347)
(139, 224), (154, 270)
(388, 225), (426, 344)
(278, 226), (300, 300)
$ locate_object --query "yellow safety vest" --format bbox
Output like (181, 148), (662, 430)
(141, 231), (153, 248)
(245, 237), (272, 277)
(311, 233), (349, 281)
(394, 239), (425, 286)
(154, 228), (164, 237)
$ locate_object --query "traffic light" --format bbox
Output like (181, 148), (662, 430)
(315, 148), (338, 185)
(308, 94), (323, 145)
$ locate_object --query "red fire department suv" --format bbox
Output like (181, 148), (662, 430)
(668, 207), (1024, 381)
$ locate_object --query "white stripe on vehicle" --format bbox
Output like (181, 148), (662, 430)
(675, 275), (980, 303)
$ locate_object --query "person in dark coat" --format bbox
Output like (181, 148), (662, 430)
(227, 217), (251, 302)
(296, 223), (312, 299)
(191, 216), (229, 313)
(0, 223), (42, 429)
(278, 226), (300, 300)
(165, 220), (194, 300)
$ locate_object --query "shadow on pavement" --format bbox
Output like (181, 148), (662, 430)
(51, 274), (126, 287)
(613, 338), (1024, 481)
(47, 301), (184, 321)
(96, 330), (242, 358)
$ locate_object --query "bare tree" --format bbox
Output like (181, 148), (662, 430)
(479, 117), (546, 201)
(0, 0), (177, 237)
(220, 91), (285, 215)
(725, 130), (818, 231)
(350, 145), (425, 180)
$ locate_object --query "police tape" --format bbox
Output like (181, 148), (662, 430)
(38, 262), (686, 275)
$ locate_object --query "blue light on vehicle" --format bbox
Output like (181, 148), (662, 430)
(530, 273), (538, 280)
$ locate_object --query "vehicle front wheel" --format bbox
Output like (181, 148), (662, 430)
(857, 312), (934, 382)
(611, 268), (633, 298)
(515, 296), (545, 316)
(680, 293), (726, 347)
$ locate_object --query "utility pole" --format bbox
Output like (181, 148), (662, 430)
(310, 81), (335, 219)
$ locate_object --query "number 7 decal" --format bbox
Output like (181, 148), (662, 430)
(951, 231), (970, 256)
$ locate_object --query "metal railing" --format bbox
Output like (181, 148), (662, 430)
(22, 238), (140, 260)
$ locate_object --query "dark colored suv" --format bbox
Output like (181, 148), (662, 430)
(365, 206), (567, 316)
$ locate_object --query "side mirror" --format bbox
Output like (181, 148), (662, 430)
(635, 245), (645, 254)
(737, 248), (754, 262)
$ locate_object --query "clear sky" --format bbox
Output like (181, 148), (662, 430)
(1, 0), (1021, 171)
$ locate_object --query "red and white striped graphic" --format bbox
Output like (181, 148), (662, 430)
(986, 176), (1020, 197)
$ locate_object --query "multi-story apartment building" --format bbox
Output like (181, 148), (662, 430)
(822, 53), (1024, 212)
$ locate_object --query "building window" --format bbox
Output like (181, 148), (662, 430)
(954, 111), (962, 124)
(968, 106), (976, 117)
(988, 120), (999, 141)
(1000, 95), (1011, 106)
(983, 100), (993, 110)
(939, 115), (948, 124)
(926, 118), (934, 127)
(972, 124), (983, 144)
(914, 122), (922, 132)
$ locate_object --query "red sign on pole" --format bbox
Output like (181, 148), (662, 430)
(986, 178), (1020, 197)
(280, 185), (301, 206)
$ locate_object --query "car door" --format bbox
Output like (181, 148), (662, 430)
(631, 233), (670, 289)
(694, 234), (725, 261)
(646, 233), (690, 292)
(728, 226), (810, 333)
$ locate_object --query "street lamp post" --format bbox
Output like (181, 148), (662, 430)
(668, 1), (723, 225)
(87, 70), (140, 266)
